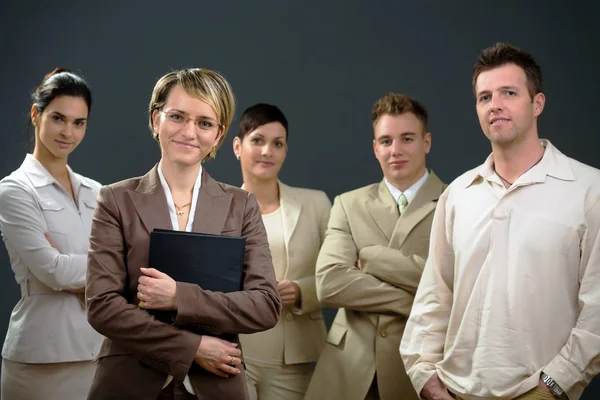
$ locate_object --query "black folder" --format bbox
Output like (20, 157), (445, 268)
(148, 228), (245, 292)
(146, 229), (246, 331)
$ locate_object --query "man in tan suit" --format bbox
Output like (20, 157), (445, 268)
(304, 93), (446, 400)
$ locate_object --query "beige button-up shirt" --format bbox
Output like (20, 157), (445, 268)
(401, 140), (600, 400)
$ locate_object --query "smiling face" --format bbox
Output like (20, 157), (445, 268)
(31, 95), (89, 161)
(233, 122), (288, 182)
(475, 63), (545, 147)
(373, 112), (431, 191)
(152, 85), (223, 168)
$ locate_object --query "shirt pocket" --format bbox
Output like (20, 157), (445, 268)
(39, 198), (69, 234)
(80, 198), (98, 231)
(83, 198), (97, 212)
(39, 198), (73, 254)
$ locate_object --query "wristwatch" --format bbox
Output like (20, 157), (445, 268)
(540, 372), (567, 399)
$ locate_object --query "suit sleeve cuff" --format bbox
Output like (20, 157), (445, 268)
(171, 330), (202, 380)
(292, 277), (319, 315)
(173, 281), (200, 326)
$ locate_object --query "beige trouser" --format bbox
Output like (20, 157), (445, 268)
(1, 358), (97, 400)
(454, 387), (555, 400)
(245, 362), (313, 400)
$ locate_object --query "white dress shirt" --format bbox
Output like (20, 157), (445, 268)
(401, 140), (600, 400)
(384, 168), (429, 205)
(157, 162), (202, 394)
(0, 154), (103, 363)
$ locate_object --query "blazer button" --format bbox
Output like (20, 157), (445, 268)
(380, 329), (388, 338)
(285, 313), (293, 321)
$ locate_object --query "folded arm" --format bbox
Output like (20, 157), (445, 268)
(86, 185), (200, 380)
(0, 181), (86, 290)
(316, 195), (415, 317)
(361, 245), (426, 295)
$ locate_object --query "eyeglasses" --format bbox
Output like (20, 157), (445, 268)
(159, 109), (222, 132)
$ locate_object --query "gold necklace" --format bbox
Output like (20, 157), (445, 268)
(174, 202), (192, 216)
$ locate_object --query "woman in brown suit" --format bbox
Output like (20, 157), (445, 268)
(86, 68), (281, 400)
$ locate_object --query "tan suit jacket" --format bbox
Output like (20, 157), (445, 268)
(305, 171), (446, 400)
(85, 166), (282, 400)
(240, 182), (331, 365)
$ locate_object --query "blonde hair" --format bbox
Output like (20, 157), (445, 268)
(148, 68), (236, 161)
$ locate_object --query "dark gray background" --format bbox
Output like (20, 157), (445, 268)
(1, 0), (598, 397)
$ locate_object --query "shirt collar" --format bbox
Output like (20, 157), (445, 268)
(465, 139), (576, 188)
(157, 162), (203, 231)
(21, 153), (86, 190)
(157, 163), (203, 195)
(384, 169), (429, 204)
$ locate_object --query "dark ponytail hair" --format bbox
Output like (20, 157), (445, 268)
(27, 67), (92, 150)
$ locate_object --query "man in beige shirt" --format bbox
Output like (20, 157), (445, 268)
(305, 93), (446, 400)
(400, 43), (600, 400)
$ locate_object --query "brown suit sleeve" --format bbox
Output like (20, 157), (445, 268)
(86, 186), (201, 380)
(173, 192), (282, 334)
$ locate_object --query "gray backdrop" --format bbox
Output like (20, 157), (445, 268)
(1, 0), (599, 397)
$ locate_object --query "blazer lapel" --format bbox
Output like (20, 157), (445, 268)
(389, 171), (446, 248)
(191, 169), (232, 234)
(127, 165), (172, 234)
(366, 181), (399, 242)
(279, 182), (302, 279)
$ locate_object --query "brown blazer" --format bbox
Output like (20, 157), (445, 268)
(85, 166), (282, 400)
(305, 171), (446, 400)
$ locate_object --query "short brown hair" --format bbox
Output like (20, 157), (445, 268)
(148, 68), (236, 161)
(371, 93), (428, 132)
(472, 42), (543, 100)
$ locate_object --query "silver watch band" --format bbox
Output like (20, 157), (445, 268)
(540, 372), (567, 399)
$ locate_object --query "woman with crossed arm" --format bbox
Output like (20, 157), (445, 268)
(0, 68), (103, 400)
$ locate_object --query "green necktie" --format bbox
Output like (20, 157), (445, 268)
(398, 194), (408, 215)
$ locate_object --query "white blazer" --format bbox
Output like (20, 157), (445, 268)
(0, 154), (103, 363)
